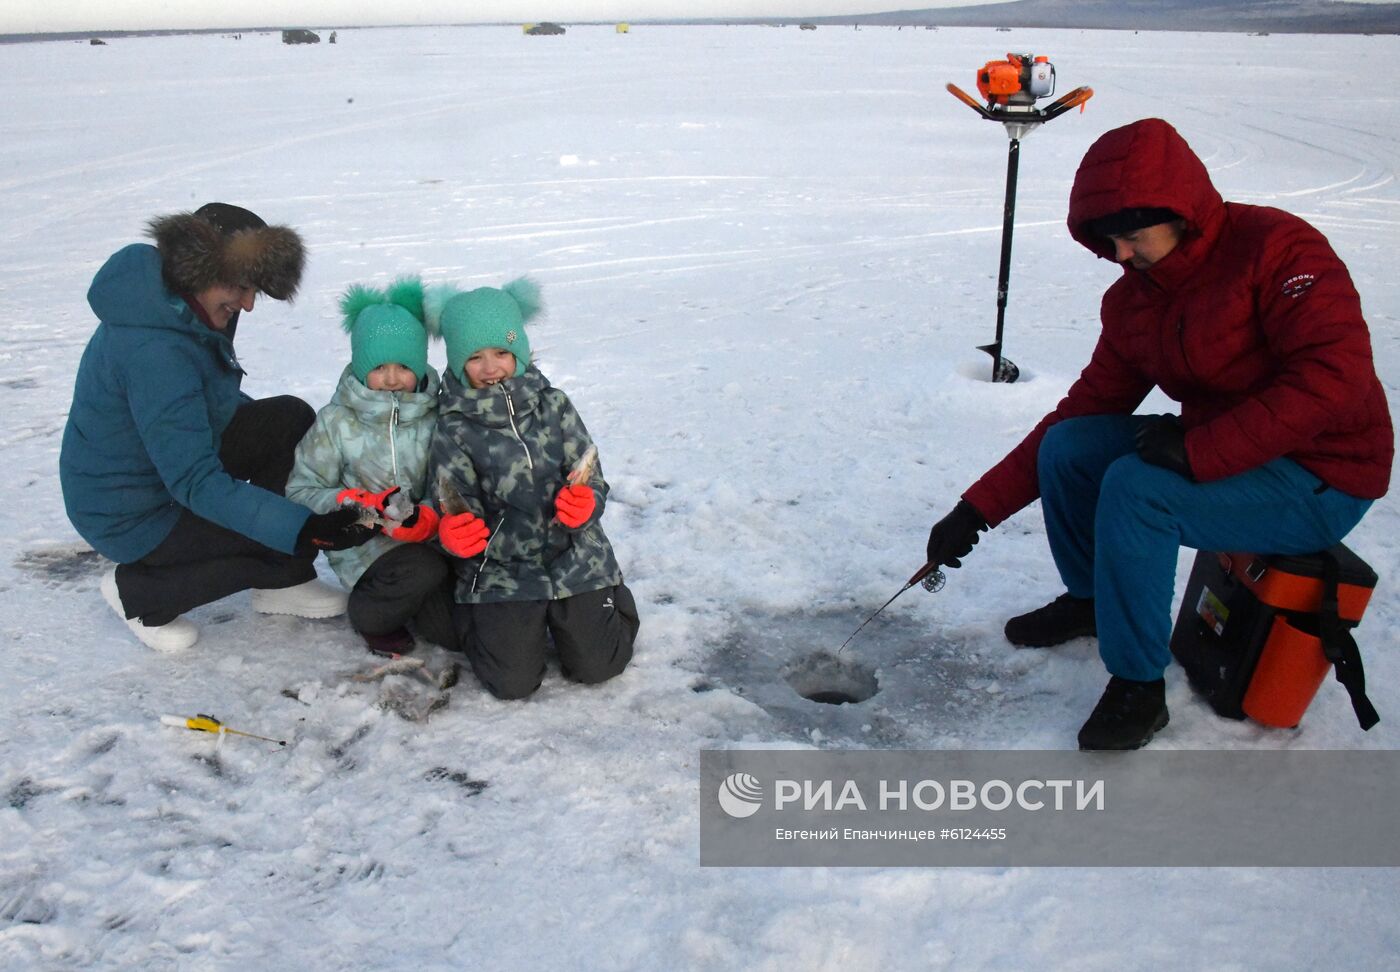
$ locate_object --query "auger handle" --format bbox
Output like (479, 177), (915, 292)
(1038, 85), (1094, 121)
(945, 82), (1093, 124)
(946, 82), (1000, 120)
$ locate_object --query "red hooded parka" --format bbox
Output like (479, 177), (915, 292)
(963, 118), (1393, 528)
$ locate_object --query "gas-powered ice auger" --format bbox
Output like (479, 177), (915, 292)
(947, 55), (1093, 383)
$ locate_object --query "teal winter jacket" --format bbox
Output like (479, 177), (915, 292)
(428, 367), (622, 604)
(59, 244), (310, 562)
(286, 364), (442, 588)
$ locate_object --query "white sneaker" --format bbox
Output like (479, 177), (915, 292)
(100, 568), (199, 653)
(250, 579), (348, 619)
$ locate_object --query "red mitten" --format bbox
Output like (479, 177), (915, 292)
(389, 505), (439, 543)
(336, 487), (375, 509)
(439, 512), (490, 558)
(554, 484), (597, 529)
(336, 486), (400, 515)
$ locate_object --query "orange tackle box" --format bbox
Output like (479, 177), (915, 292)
(1169, 544), (1379, 730)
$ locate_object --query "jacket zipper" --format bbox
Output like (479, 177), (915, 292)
(502, 386), (534, 470)
(389, 396), (401, 484)
(1174, 312), (1200, 383)
(471, 513), (508, 593)
(471, 386), (531, 592)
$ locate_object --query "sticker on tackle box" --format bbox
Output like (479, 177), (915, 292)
(1196, 586), (1229, 636)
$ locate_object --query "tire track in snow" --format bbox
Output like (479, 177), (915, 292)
(548, 218), (1062, 287)
(1, 77), (635, 244)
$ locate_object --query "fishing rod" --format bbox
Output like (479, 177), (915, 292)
(838, 561), (946, 654)
(161, 713), (287, 746)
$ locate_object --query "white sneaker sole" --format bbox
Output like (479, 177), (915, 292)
(100, 569), (199, 652)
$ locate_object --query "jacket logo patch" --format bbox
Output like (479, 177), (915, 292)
(1282, 273), (1316, 299)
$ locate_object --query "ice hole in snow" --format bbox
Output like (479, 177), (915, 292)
(785, 652), (879, 705)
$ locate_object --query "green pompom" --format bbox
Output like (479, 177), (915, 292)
(339, 283), (386, 333)
(503, 276), (543, 323)
(386, 275), (426, 324)
(422, 282), (464, 338)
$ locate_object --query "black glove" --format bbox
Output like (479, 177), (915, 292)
(1134, 415), (1195, 480)
(926, 499), (988, 569)
(295, 507), (377, 556)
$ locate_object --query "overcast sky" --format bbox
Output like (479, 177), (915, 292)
(3, 1), (1018, 34)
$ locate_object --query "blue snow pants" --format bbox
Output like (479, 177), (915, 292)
(1037, 415), (1372, 682)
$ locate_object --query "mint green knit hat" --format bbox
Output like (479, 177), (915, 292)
(425, 277), (542, 382)
(340, 276), (430, 384)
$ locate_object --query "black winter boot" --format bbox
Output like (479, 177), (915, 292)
(1004, 593), (1096, 647)
(1077, 676), (1169, 750)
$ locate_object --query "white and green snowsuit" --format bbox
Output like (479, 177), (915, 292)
(287, 364), (442, 589)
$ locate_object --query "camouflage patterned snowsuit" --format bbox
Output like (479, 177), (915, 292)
(428, 366), (636, 698)
(429, 366), (622, 603)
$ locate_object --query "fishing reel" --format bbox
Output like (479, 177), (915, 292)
(976, 53), (1056, 108)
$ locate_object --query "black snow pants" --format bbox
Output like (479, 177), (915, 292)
(455, 583), (639, 700)
(348, 543), (458, 650)
(113, 395), (317, 625)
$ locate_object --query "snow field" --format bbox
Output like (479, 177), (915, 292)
(1, 23), (1398, 970)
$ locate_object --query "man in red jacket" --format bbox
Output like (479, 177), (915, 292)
(925, 118), (1392, 750)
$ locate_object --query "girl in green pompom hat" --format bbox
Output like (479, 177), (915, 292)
(286, 276), (459, 657)
(427, 276), (541, 385)
(424, 276), (640, 700)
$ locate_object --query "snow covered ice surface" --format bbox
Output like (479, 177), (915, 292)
(2, 22), (1399, 970)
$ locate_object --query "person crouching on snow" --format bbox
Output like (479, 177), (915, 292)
(922, 119), (1392, 750)
(425, 278), (639, 700)
(61, 203), (376, 653)
(286, 278), (458, 657)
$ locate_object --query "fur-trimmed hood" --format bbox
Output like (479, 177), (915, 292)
(147, 211), (305, 300)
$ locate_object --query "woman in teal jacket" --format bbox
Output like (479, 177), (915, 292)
(60, 203), (373, 652)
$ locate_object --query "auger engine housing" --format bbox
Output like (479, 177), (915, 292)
(976, 53), (1056, 107)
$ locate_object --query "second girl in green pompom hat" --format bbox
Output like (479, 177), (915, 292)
(424, 276), (640, 699)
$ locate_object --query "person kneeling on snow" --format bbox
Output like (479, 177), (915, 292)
(286, 278), (457, 657)
(60, 203), (376, 653)
(425, 278), (639, 700)
(923, 118), (1393, 750)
